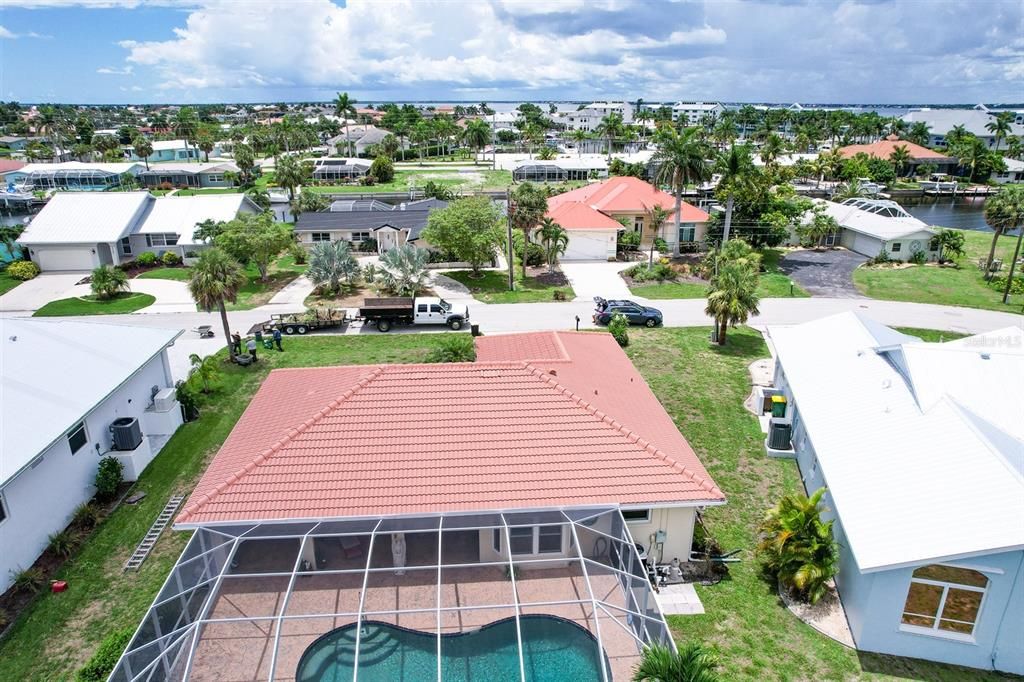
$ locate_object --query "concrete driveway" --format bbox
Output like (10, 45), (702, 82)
(63, 278), (198, 314)
(0, 272), (85, 313)
(779, 248), (868, 298)
(559, 261), (634, 301)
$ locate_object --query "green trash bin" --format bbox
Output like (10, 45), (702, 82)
(771, 395), (788, 417)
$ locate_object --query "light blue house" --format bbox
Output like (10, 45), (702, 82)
(763, 313), (1024, 675)
(123, 139), (223, 163)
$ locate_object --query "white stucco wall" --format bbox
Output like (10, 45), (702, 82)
(622, 507), (697, 565)
(0, 351), (177, 591)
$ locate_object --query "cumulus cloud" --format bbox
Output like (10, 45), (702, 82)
(97, 65), (134, 75)
(0, 24), (50, 39)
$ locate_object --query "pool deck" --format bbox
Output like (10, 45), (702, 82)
(188, 564), (642, 681)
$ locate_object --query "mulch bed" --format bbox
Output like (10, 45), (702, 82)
(527, 267), (569, 287)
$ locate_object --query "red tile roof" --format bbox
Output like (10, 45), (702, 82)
(547, 176), (709, 226)
(546, 201), (624, 231)
(177, 332), (723, 526)
(838, 136), (949, 161)
(0, 160), (26, 174)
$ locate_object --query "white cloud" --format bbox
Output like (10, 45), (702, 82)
(0, 26), (14, 39)
(97, 65), (134, 75)
(0, 24), (50, 39)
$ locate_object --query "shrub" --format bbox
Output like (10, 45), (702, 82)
(90, 265), (130, 300)
(653, 237), (669, 253)
(523, 241), (544, 267)
(358, 238), (378, 253)
(75, 627), (135, 682)
(607, 312), (629, 347)
(158, 181), (173, 191)
(48, 529), (78, 558)
(94, 456), (124, 503)
(425, 334), (476, 363)
(161, 251), (181, 266)
(989, 274), (1024, 295)
(289, 242), (307, 265)
(362, 263), (377, 284)
(11, 566), (46, 594)
(184, 250), (199, 258)
(757, 487), (839, 604)
(908, 249), (927, 265)
(7, 260), (40, 281)
(73, 502), (101, 529)
(617, 230), (641, 252)
(358, 175), (377, 186)
(369, 155), (395, 183)
(175, 379), (200, 422)
(626, 262), (676, 283)
(136, 251), (158, 266)
(552, 289), (568, 301)
(868, 248), (891, 266)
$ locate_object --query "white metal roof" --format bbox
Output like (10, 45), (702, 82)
(14, 161), (143, 176)
(136, 194), (254, 244)
(0, 319), (182, 486)
(149, 139), (191, 151)
(769, 313), (1024, 572)
(17, 191), (151, 244)
(816, 198), (934, 241)
(137, 161), (238, 175)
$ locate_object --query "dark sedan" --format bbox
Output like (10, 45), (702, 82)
(593, 297), (663, 327)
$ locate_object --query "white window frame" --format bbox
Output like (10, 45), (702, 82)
(678, 223), (696, 243)
(68, 421), (88, 455)
(633, 216), (644, 233)
(620, 508), (651, 524)
(351, 231), (372, 242)
(145, 233), (179, 248)
(493, 525), (566, 557)
(890, 241), (903, 253)
(0, 492), (7, 526)
(900, 565), (988, 642)
(310, 232), (332, 243)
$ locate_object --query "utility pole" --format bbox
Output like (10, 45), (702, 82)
(506, 188), (515, 292)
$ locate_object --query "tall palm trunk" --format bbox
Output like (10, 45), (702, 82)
(718, 318), (728, 345)
(218, 300), (233, 358)
(1002, 225), (1023, 303)
(672, 186), (682, 258)
(723, 196), (734, 243)
(521, 228), (528, 280)
(985, 229), (1003, 277)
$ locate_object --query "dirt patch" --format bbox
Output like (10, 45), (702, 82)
(528, 268), (569, 287)
(304, 285), (368, 309)
(779, 580), (855, 648)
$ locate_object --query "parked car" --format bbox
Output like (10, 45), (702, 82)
(357, 296), (470, 332)
(593, 297), (663, 327)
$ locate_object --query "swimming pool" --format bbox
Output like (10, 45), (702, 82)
(295, 615), (605, 681)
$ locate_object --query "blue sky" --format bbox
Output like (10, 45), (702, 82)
(1, 0), (1022, 105)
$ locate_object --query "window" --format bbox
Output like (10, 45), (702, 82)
(621, 509), (651, 523)
(206, 174), (224, 183)
(429, 304), (443, 313)
(537, 525), (562, 553)
(351, 231), (371, 242)
(417, 304), (428, 313)
(633, 216), (644, 233)
(901, 564), (988, 637)
(890, 242), (902, 253)
(496, 526), (566, 556)
(492, 529), (501, 553)
(145, 233), (179, 247)
(509, 527), (534, 555)
(120, 236), (132, 256)
(68, 422), (88, 454)
(0, 494), (7, 525)
(311, 232), (332, 243)
(678, 224), (696, 242)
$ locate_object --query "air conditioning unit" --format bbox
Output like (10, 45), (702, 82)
(768, 421), (792, 451)
(110, 417), (143, 451)
(153, 388), (177, 413)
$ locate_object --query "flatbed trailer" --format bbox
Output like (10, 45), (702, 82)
(265, 308), (348, 335)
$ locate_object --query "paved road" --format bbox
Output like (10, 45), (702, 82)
(779, 248), (867, 298)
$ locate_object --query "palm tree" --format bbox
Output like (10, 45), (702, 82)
(954, 136), (989, 181)
(705, 260), (760, 346)
(196, 132), (215, 162)
(377, 245), (430, 296)
(379, 133), (400, 160)
(333, 92), (358, 156)
(463, 119), (491, 166)
(908, 121), (931, 147)
(889, 144), (912, 177)
(757, 487), (839, 605)
(945, 124), (969, 149)
(653, 126), (710, 258)
(411, 120), (432, 164)
(985, 113), (1013, 150)
(644, 204), (670, 268)
(569, 128), (589, 157)
(188, 353), (221, 394)
(90, 265), (130, 300)
(596, 113), (626, 162)
(759, 134), (785, 172)
(632, 642), (719, 682)
(715, 145), (754, 242)
(307, 240), (359, 293)
(1006, 137), (1023, 161)
(132, 135), (153, 170)
(635, 109), (653, 141)
(274, 153), (307, 201)
(983, 186), (1024, 299)
(509, 182), (549, 280)
(187, 248), (247, 358)
(535, 218), (569, 273)
(173, 107), (198, 162)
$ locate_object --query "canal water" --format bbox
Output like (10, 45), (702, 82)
(900, 196), (991, 232)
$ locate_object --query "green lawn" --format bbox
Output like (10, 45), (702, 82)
(626, 327), (1007, 681)
(0, 334), (460, 682)
(0, 269), (23, 296)
(33, 293), (156, 317)
(894, 327), (970, 342)
(273, 253), (309, 273)
(444, 269), (573, 303)
(174, 187), (243, 196)
(630, 249), (810, 300)
(853, 229), (1022, 314)
(226, 260), (302, 310)
(136, 267), (191, 281)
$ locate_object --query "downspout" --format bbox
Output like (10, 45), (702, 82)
(990, 551), (1024, 671)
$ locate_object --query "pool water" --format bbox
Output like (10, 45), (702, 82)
(296, 615), (605, 681)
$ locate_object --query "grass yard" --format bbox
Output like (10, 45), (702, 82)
(627, 327), (1008, 681)
(32, 292), (155, 317)
(273, 253), (309, 273)
(135, 266), (191, 281)
(307, 169), (513, 194)
(226, 259), (302, 310)
(853, 229), (1022, 314)
(0, 269), (23, 296)
(0, 334), (466, 682)
(894, 327), (970, 342)
(444, 269), (574, 303)
(629, 249), (810, 300)
(173, 187), (243, 196)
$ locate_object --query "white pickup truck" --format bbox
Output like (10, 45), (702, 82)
(357, 297), (470, 332)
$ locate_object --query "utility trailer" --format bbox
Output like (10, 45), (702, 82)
(264, 307), (348, 335)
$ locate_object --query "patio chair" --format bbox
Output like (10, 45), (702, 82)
(340, 536), (362, 559)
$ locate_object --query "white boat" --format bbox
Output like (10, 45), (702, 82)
(855, 177), (885, 196)
(698, 174), (722, 193)
(920, 173), (958, 194)
(267, 189), (290, 204)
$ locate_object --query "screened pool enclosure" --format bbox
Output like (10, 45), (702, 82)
(111, 507), (673, 681)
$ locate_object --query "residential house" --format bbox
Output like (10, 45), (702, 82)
(327, 125), (394, 157)
(124, 139), (223, 163)
(901, 108), (1024, 150)
(112, 330), (724, 681)
(763, 313), (1024, 675)
(0, 159), (27, 184)
(802, 198), (936, 260)
(512, 158), (608, 182)
(311, 157), (372, 182)
(4, 161), (144, 192)
(671, 102), (726, 127)
(137, 162), (240, 189)
(546, 176), (710, 260)
(563, 102), (635, 131)
(17, 192), (260, 271)
(294, 197), (447, 253)
(0, 135), (38, 151)
(837, 136), (957, 175)
(994, 157), (1024, 184)
(0, 319), (184, 592)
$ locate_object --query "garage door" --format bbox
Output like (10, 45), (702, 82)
(848, 232), (882, 259)
(35, 247), (95, 272)
(563, 231), (614, 260)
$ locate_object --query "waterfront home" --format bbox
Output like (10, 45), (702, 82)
(994, 157), (1024, 184)
(901, 108), (1024, 151)
(137, 162), (240, 189)
(763, 313), (1024, 675)
(123, 139), (224, 163)
(671, 102), (726, 126)
(0, 319), (183, 592)
(512, 157), (608, 182)
(798, 198), (936, 259)
(311, 157), (372, 182)
(836, 136), (957, 175)
(111, 330), (724, 681)
(294, 197), (447, 253)
(4, 161), (144, 192)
